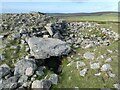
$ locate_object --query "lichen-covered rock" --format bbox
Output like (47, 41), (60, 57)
(14, 59), (37, 76)
(26, 37), (71, 59)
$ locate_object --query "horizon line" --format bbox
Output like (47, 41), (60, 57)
(0, 11), (119, 14)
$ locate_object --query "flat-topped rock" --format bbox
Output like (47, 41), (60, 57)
(26, 37), (71, 59)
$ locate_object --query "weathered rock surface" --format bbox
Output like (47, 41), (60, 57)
(31, 79), (52, 89)
(14, 59), (37, 76)
(101, 64), (112, 72)
(0, 76), (20, 89)
(49, 74), (58, 85)
(83, 52), (94, 60)
(27, 37), (71, 59)
(0, 64), (11, 79)
(35, 66), (45, 76)
(18, 75), (28, 83)
(80, 68), (88, 77)
(90, 63), (100, 69)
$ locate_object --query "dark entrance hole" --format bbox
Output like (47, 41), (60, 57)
(43, 56), (62, 74)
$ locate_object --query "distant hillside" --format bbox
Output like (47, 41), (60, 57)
(47, 12), (118, 17)
(47, 12), (118, 22)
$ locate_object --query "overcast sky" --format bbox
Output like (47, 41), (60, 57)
(0, 0), (119, 13)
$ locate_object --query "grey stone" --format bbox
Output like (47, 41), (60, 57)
(107, 71), (115, 78)
(26, 37), (71, 59)
(14, 59), (37, 76)
(18, 75), (28, 83)
(90, 63), (100, 69)
(0, 64), (11, 79)
(94, 72), (101, 76)
(107, 49), (113, 53)
(36, 66), (45, 76)
(32, 80), (42, 88)
(113, 84), (120, 89)
(0, 76), (19, 89)
(31, 77), (36, 81)
(83, 52), (94, 60)
(80, 68), (88, 77)
(0, 35), (4, 39)
(43, 35), (49, 38)
(81, 40), (94, 49)
(0, 54), (5, 61)
(45, 23), (53, 36)
(105, 58), (112, 63)
(53, 31), (63, 39)
(25, 67), (34, 76)
(32, 79), (51, 89)
(49, 74), (58, 85)
(76, 61), (85, 69)
(101, 64), (112, 72)
(22, 81), (31, 88)
(11, 33), (21, 40)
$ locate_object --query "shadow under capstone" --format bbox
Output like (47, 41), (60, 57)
(43, 56), (62, 74)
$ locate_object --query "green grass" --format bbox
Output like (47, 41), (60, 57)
(53, 41), (118, 88)
(54, 13), (118, 22)
(0, 38), (27, 68)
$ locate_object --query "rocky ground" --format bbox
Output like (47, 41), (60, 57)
(0, 12), (119, 89)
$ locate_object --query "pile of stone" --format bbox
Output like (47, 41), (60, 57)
(66, 22), (119, 49)
(0, 36), (71, 89)
(0, 59), (59, 89)
(0, 12), (72, 89)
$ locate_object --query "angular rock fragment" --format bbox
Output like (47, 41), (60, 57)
(49, 74), (58, 85)
(0, 64), (11, 79)
(32, 79), (51, 89)
(45, 23), (53, 36)
(94, 72), (101, 76)
(18, 75), (28, 83)
(101, 64), (112, 72)
(35, 66), (45, 76)
(80, 68), (88, 77)
(107, 71), (115, 78)
(26, 37), (71, 59)
(0, 76), (20, 89)
(14, 59), (37, 76)
(105, 58), (112, 63)
(113, 83), (120, 89)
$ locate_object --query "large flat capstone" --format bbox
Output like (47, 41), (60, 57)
(27, 37), (71, 59)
